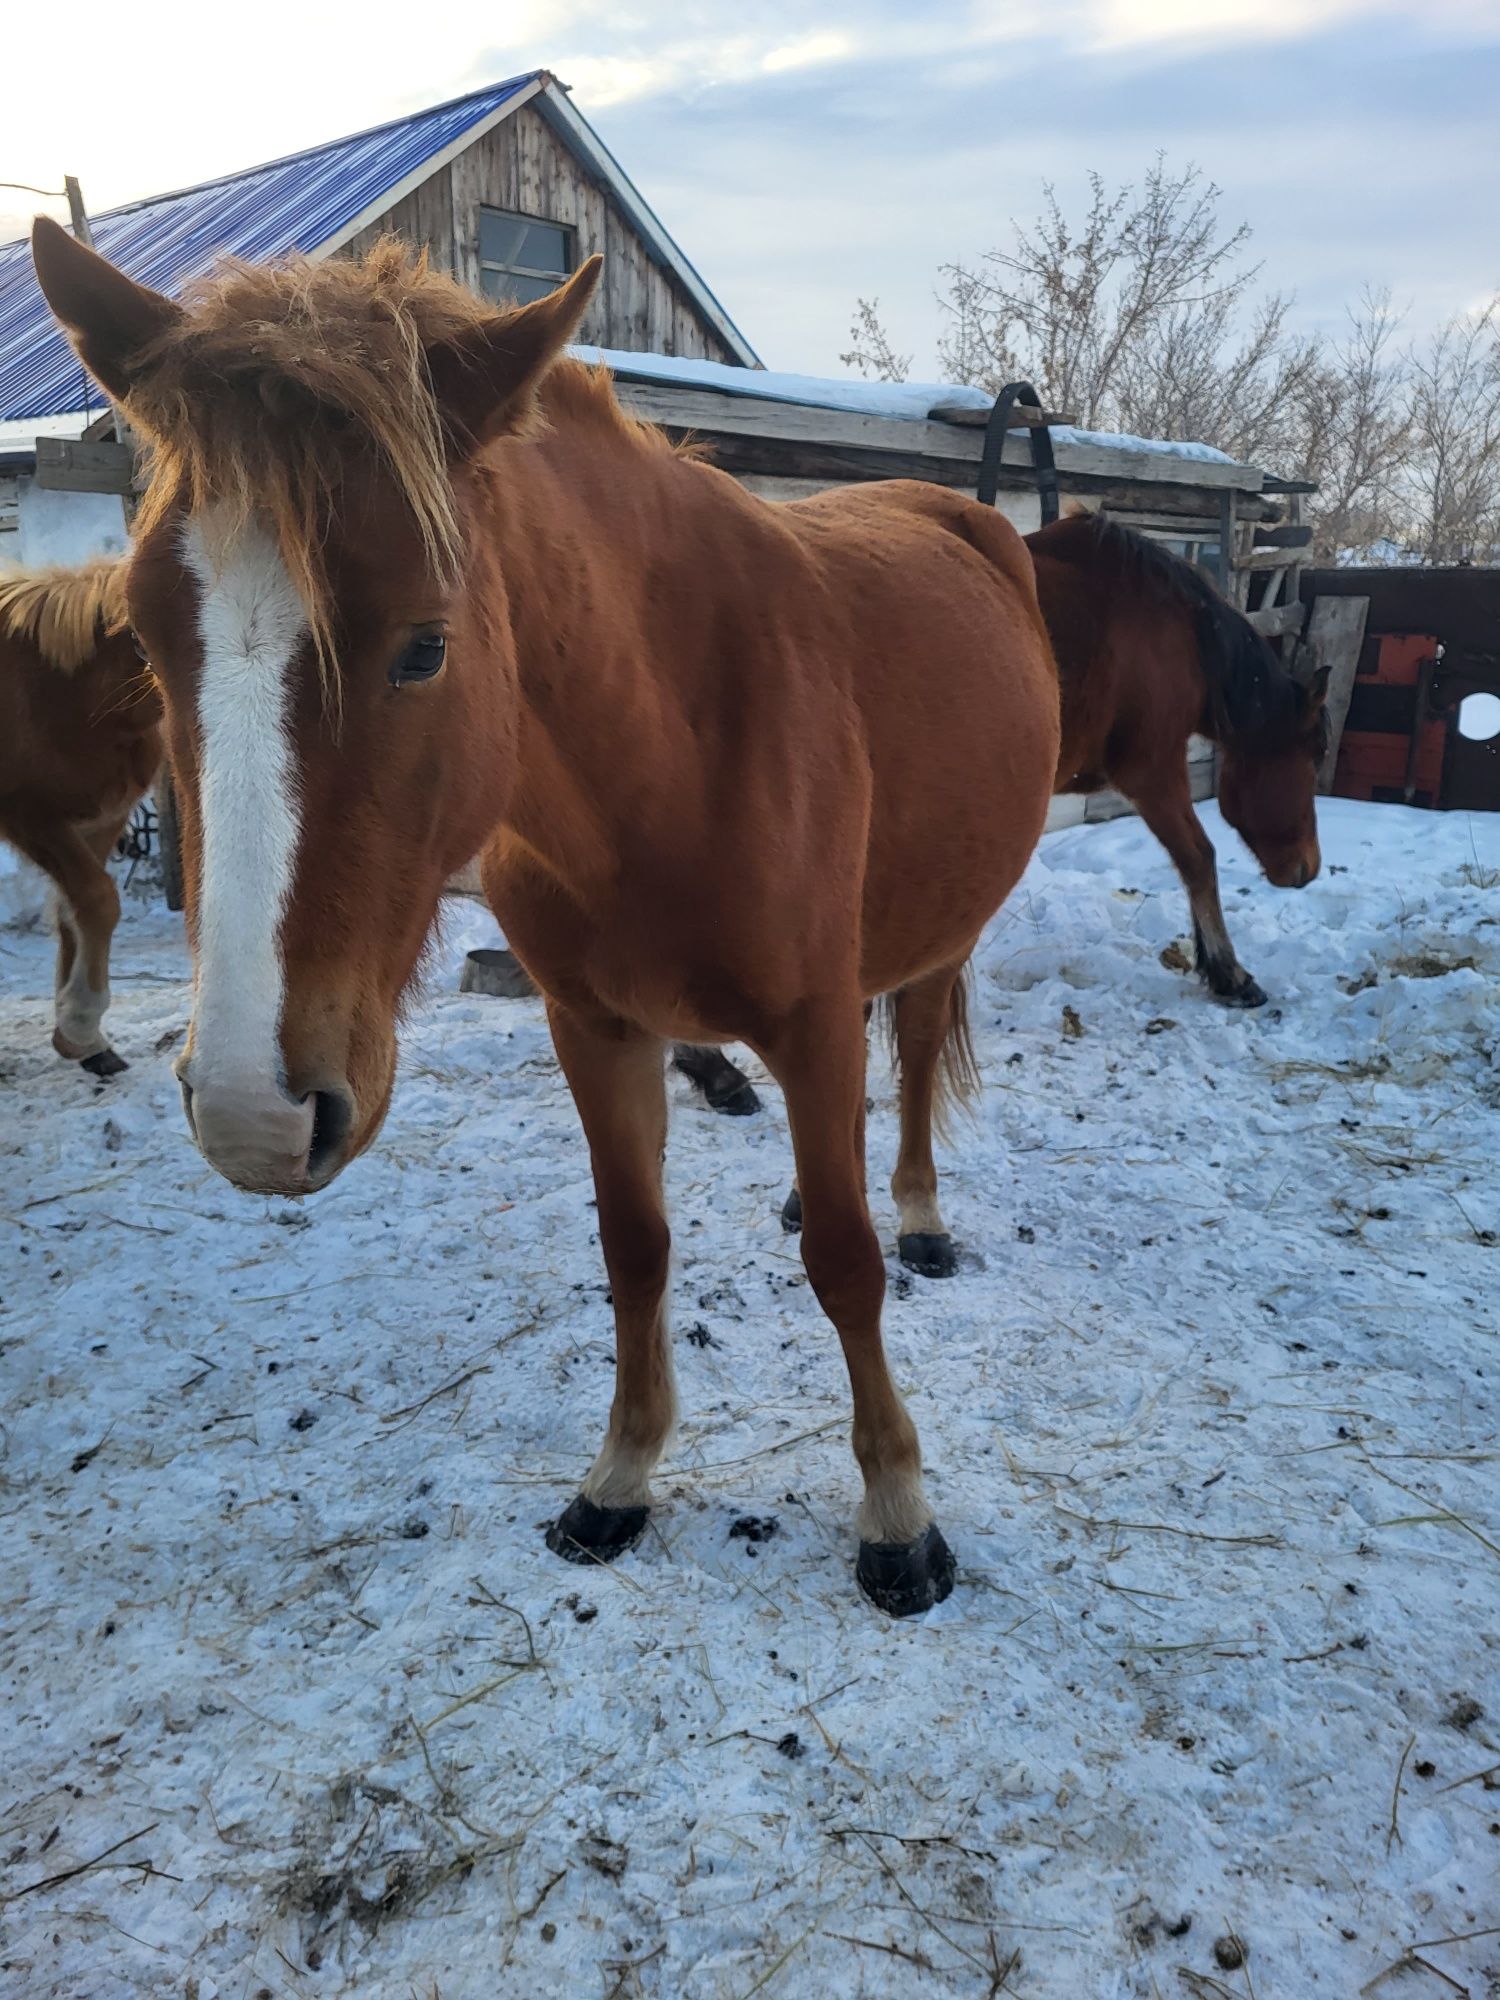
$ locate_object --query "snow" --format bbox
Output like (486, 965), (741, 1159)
(570, 347), (1243, 467)
(0, 841), (47, 930)
(2, 797), (1498, 2000)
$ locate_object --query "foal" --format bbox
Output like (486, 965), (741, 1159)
(0, 560), (162, 1072)
(34, 222), (1060, 1615)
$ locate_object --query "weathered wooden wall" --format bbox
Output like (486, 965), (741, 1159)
(341, 104), (739, 363)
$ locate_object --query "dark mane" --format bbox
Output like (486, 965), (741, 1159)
(1034, 509), (1317, 749)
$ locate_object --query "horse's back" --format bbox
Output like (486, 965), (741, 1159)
(776, 480), (1060, 993)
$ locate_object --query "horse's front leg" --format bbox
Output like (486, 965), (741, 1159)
(1132, 784), (1267, 1009)
(545, 1003), (676, 1565)
(9, 813), (129, 1073)
(763, 998), (954, 1617)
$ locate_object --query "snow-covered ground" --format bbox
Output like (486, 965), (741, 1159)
(2, 798), (1498, 2000)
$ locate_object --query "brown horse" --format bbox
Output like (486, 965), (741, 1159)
(33, 220), (1060, 1615)
(1038, 508), (1328, 1004)
(0, 558), (162, 1073)
(679, 512), (1331, 1269)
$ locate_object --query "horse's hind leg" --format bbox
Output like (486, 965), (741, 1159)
(9, 814), (128, 1072)
(763, 998), (953, 1616)
(1131, 782), (1267, 1009)
(890, 967), (970, 1279)
(671, 1043), (760, 1116)
(545, 1004), (675, 1567)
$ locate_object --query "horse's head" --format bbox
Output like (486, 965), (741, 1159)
(34, 218), (600, 1195)
(1215, 656), (1331, 890)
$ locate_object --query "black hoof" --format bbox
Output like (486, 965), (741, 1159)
(780, 1187), (803, 1233)
(545, 1493), (649, 1565)
(1216, 976), (1267, 1009)
(898, 1231), (958, 1278)
(1201, 962), (1268, 1009)
(80, 1048), (129, 1077)
(707, 1079), (761, 1116)
(857, 1523), (956, 1617)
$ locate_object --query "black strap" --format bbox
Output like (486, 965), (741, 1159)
(976, 380), (1058, 524)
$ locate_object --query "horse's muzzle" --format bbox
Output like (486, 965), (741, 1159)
(179, 1070), (354, 1194)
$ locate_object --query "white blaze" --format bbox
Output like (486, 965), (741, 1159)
(181, 509), (307, 1090)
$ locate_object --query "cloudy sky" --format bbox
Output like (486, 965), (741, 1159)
(5, 1), (1498, 376)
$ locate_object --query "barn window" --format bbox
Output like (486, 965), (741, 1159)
(478, 208), (575, 304)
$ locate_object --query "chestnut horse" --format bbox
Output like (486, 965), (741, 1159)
(33, 220), (1060, 1615)
(677, 514), (1331, 1264)
(0, 558), (162, 1073)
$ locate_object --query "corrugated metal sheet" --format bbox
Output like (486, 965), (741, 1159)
(0, 75), (537, 424)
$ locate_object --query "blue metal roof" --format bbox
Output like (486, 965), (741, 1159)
(0, 75), (539, 425)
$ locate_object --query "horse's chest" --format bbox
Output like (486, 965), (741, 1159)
(485, 861), (763, 1042)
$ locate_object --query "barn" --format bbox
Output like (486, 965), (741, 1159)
(0, 70), (758, 564)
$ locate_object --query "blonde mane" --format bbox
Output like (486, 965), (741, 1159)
(121, 238), (656, 672)
(0, 558), (130, 671)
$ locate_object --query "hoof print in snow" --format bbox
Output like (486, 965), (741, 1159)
(546, 1494), (649, 1565)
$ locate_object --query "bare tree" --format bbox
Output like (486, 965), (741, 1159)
(841, 159), (1500, 566)
(839, 298), (911, 383)
(1290, 289), (1411, 560)
(933, 157), (1263, 424)
(1404, 298), (1500, 563)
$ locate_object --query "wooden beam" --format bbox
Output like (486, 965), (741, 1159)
(32, 436), (134, 495)
(673, 427), (1282, 516)
(1309, 595), (1370, 794)
(1233, 544), (1310, 572)
(612, 380), (1263, 492)
(927, 400), (1076, 429)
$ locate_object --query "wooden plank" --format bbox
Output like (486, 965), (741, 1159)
(314, 76), (548, 262)
(1233, 544), (1311, 573)
(682, 426), (1280, 515)
(33, 437), (134, 495)
(1246, 601), (1308, 639)
(927, 401), (1076, 429)
(610, 381), (1262, 490)
(1309, 595), (1371, 794)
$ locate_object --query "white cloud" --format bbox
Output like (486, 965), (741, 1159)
(763, 31), (857, 73)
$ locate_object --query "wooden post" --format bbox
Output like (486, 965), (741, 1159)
(63, 176), (137, 479)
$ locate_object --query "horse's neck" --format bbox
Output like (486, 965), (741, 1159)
(479, 420), (704, 887)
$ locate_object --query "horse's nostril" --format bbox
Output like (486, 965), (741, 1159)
(307, 1089), (354, 1179)
(180, 1078), (196, 1135)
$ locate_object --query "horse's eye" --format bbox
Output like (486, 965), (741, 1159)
(390, 631), (446, 686)
(131, 630), (150, 663)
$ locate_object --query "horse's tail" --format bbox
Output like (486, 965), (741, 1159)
(879, 963), (981, 1139)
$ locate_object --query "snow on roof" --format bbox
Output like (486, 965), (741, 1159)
(577, 346), (1243, 467)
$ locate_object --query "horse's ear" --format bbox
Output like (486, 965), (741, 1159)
(32, 215), (181, 403)
(426, 255), (603, 454)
